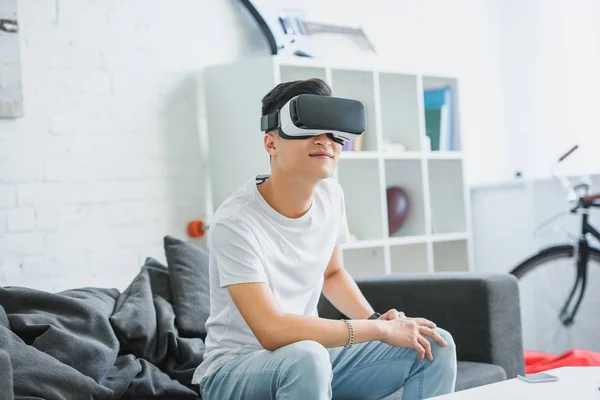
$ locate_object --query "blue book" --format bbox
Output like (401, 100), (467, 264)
(424, 86), (453, 151)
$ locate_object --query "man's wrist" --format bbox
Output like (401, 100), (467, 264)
(367, 312), (381, 320)
(372, 319), (388, 341)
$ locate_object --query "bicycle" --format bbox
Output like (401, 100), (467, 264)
(509, 145), (600, 354)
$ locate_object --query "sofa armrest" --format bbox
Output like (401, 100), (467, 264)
(317, 272), (525, 379)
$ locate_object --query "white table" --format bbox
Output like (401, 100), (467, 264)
(429, 367), (600, 400)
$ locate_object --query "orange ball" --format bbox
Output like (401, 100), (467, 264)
(187, 220), (206, 238)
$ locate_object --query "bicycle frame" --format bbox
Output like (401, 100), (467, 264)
(560, 200), (600, 326)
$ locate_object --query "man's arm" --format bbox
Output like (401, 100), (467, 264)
(228, 282), (386, 351)
(325, 187), (376, 319)
(229, 280), (445, 359)
(321, 247), (376, 320)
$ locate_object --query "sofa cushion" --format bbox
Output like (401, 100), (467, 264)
(0, 349), (13, 400)
(456, 361), (507, 391)
(164, 235), (210, 337)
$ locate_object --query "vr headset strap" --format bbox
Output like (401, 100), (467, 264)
(260, 111), (279, 132)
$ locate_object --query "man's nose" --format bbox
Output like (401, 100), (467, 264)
(314, 133), (331, 144)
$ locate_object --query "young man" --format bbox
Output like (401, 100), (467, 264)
(192, 78), (457, 399)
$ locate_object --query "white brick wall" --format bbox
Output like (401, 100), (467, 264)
(7, 209), (36, 232)
(0, 0), (261, 292)
(0, 187), (17, 208)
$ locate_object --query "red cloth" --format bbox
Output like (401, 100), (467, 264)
(524, 349), (600, 373)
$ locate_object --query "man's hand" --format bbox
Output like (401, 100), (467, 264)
(379, 309), (437, 329)
(378, 308), (406, 321)
(377, 308), (447, 361)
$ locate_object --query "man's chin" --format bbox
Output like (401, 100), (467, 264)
(315, 170), (334, 180)
(299, 167), (335, 182)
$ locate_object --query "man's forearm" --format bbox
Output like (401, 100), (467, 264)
(321, 268), (375, 320)
(264, 313), (385, 351)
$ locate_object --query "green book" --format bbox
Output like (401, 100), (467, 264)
(425, 108), (441, 151)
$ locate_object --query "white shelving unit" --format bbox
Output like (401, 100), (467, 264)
(202, 56), (474, 277)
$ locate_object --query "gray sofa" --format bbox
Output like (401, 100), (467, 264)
(317, 272), (526, 392)
(0, 236), (524, 398)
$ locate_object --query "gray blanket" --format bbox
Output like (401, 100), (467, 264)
(0, 259), (205, 400)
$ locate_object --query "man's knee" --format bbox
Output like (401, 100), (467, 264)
(428, 328), (457, 370)
(271, 341), (332, 398)
(280, 340), (331, 368)
(277, 340), (332, 377)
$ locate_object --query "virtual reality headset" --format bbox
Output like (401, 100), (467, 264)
(260, 94), (366, 145)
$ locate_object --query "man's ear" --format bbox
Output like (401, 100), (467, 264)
(264, 131), (278, 155)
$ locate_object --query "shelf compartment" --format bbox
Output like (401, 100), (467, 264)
(432, 239), (469, 272)
(331, 69), (378, 152)
(279, 65), (327, 84)
(337, 158), (384, 241)
(342, 246), (386, 278)
(428, 159), (466, 234)
(379, 73), (421, 152)
(390, 243), (429, 274)
(384, 159), (427, 237)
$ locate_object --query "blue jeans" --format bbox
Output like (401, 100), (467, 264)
(199, 328), (457, 400)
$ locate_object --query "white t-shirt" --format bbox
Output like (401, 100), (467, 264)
(192, 175), (351, 384)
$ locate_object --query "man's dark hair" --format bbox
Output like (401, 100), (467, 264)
(261, 78), (332, 116)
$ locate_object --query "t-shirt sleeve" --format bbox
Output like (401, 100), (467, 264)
(210, 219), (268, 287)
(336, 189), (352, 247)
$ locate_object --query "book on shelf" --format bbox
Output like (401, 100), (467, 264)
(424, 86), (453, 151)
(342, 132), (364, 152)
(353, 133), (364, 151)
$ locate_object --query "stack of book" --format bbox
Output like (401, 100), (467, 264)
(424, 86), (453, 151)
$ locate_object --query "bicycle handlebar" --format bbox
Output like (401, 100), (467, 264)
(551, 144), (585, 204)
(558, 145), (579, 162)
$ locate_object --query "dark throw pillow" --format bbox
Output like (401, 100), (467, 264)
(163, 235), (210, 337)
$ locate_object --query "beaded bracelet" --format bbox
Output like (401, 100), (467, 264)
(341, 319), (355, 349)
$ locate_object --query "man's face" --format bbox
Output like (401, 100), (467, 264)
(265, 132), (342, 181)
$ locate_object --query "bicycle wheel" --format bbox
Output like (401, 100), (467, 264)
(510, 245), (600, 354)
